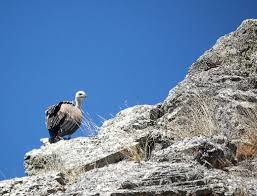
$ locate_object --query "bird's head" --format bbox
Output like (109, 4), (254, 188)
(75, 91), (87, 108)
(75, 90), (87, 100)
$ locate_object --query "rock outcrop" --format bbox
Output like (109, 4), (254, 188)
(158, 19), (257, 139)
(1, 19), (257, 195)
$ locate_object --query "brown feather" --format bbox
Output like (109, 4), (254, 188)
(45, 101), (82, 138)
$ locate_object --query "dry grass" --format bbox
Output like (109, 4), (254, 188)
(237, 107), (257, 142)
(80, 110), (99, 136)
(188, 94), (218, 136)
(171, 92), (218, 138)
(41, 153), (88, 184)
(0, 169), (6, 180)
(120, 133), (158, 162)
(80, 100), (130, 136)
(236, 107), (257, 161)
(121, 145), (145, 162)
(236, 143), (257, 161)
(233, 187), (249, 196)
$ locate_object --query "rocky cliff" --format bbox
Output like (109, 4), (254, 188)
(1, 19), (257, 195)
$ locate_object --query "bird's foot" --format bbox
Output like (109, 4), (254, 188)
(49, 136), (63, 143)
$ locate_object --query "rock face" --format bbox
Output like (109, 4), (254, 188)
(1, 19), (257, 195)
(158, 19), (257, 139)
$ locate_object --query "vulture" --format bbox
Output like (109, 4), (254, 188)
(45, 90), (87, 143)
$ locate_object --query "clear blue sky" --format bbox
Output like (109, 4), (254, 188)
(0, 0), (257, 180)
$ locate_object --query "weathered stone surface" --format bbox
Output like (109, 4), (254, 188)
(155, 19), (257, 139)
(60, 136), (244, 195)
(2, 19), (257, 195)
(0, 172), (66, 196)
(3, 137), (257, 195)
(24, 105), (154, 176)
(151, 135), (237, 169)
(63, 161), (219, 195)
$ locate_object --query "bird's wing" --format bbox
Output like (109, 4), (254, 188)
(58, 103), (82, 136)
(45, 101), (73, 131)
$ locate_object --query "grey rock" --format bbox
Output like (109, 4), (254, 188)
(151, 135), (237, 168)
(2, 19), (257, 195)
(24, 105), (153, 176)
(98, 105), (154, 140)
(3, 136), (256, 196)
(62, 136), (241, 195)
(0, 172), (66, 196)
(156, 19), (257, 139)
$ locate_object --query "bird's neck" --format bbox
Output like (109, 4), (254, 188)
(75, 97), (82, 108)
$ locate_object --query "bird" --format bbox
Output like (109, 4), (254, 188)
(45, 90), (87, 143)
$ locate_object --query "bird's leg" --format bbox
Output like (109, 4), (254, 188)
(63, 135), (71, 140)
(49, 137), (55, 144)
(49, 130), (57, 143)
(48, 130), (63, 143)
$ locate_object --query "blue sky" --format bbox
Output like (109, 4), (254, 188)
(0, 1), (257, 180)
